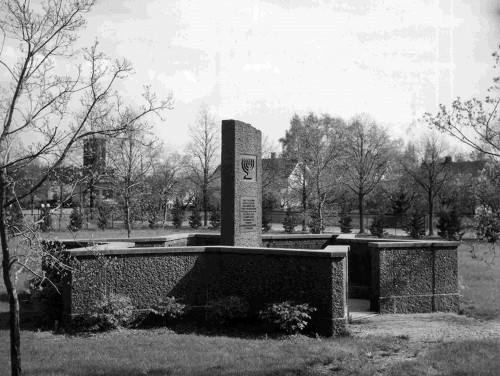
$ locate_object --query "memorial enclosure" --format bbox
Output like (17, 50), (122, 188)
(47, 120), (460, 337)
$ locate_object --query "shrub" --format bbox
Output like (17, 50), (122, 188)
(151, 297), (187, 321)
(68, 207), (83, 232)
(262, 211), (272, 233)
(73, 293), (134, 332)
(189, 206), (202, 229)
(207, 296), (250, 324)
(209, 209), (221, 229)
(29, 279), (63, 326)
(474, 210), (500, 243)
(6, 203), (24, 236)
(97, 201), (114, 230)
(437, 209), (462, 240)
(308, 210), (324, 234)
(404, 211), (426, 239)
(39, 207), (52, 232)
(259, 301), (316, 334)
(282, 208), (297, 233)
(171, 198), (184, 229)
(369, 216), (387, 238)
(339, 215), (352, 233)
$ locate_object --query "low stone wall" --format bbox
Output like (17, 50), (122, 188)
(369, 241), (460, 314)
(62, 245), (348, 336)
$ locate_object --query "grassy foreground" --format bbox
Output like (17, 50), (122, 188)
(0, 232), (499, 375)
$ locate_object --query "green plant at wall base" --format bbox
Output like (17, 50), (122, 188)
(209, 209), (221, 229)
(282, 208), (297, 233)
(151, 297), (187, 320)
(259, 301), (316, 334)
(403, 211), (426, 239)
(68, 207), (83, 232)
(73, 293), (134, 332)
(369, 216), (387, 238)
(437, 210), (463, 240)
(207, 296), (250, 324)
(189, 206), (202, 229)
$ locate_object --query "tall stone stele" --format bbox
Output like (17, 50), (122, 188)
(221, 120), (262, 247)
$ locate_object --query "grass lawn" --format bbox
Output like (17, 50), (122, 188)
(1, 232), (499, 375)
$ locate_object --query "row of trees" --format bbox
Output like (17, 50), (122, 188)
(274, 112), (485, 236)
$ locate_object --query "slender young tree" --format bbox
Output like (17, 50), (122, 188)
(187, 104), (220, 226)
(344, 114), (394, 233)
(107, 121), (159, 238)
(0, 1), (173, 374)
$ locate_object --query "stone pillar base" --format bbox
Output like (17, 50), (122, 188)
(373, 293), (459, 314)
(313, 317), (348, 337)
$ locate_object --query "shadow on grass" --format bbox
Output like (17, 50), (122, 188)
(28, 366), (317, 376)
(0, 292), (40, 331)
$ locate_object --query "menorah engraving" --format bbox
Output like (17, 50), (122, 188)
(241, 157), (255, 180)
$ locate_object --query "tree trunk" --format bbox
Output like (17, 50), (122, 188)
(125, 191), (131, 238)
(428, 190), (434, 236)
(0, 172), (22, 376)
(318, 200), (323, 234)
(301, 180), (307, 231)
(163, 194), (168, 225)
(203, 187), (208, 227)
(358, 192), (365, 233)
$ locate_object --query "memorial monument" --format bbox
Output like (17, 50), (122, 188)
(221, 120), (262, 247)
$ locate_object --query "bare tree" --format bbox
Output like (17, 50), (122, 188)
(425, 48), (500, 159)
(107, 121), (159, 237)
(344, 114), (394, 233)
(0, 1), (173, 374)
(401, 134), (452, 235)
(148, 150), (187, 225)
(187, 104), (219, 226)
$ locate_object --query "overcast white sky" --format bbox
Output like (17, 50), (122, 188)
(18, 0), (500, 153)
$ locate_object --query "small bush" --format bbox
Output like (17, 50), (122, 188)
(259, 301), (316, 334)
(150, 297), (187, 321)
(474, 210), (500, 243)
(39, 208), (52, 232)
(262, 212), (272, 233)
(97, 201), (114, 230)
(171, 198), (184, 229)
(73, 293), (134, 332)
(30, 279), (63, 326)
(308, 212), (324, 234)
(404, 211), (426, 239)
(68, 207), (83, 232)
(369, 216), (387, 238)
(437, 209), (462, 240)
(189, 206), (202, 229)
(209, 209), (221, 229)
(6, 203), (24, 236)
(282, 208), (297, 233)
(207, 296), (250, 325)
(339, 215), (352, 233)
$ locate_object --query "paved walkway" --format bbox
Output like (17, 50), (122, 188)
(348, 299), (378, 323)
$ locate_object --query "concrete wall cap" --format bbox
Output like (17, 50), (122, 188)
(64, 245), (348, 258)
(369, 241), (461, 248)
(262, 234), (335, 240)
